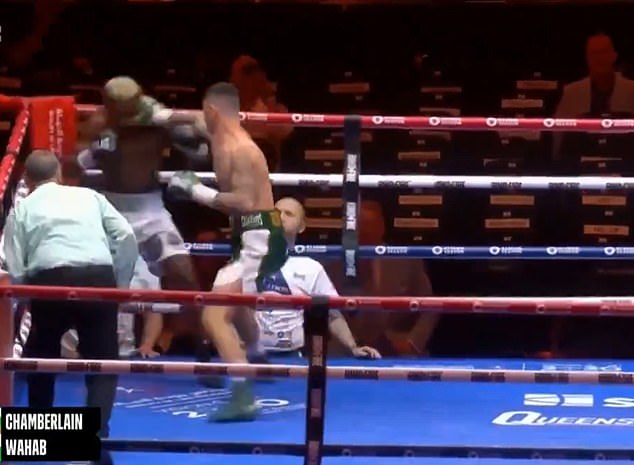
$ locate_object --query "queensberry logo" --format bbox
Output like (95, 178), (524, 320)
(492, 393), (634, 427)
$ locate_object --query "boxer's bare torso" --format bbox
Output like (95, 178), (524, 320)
(210, 127), (274, 214)
(97, 126), (170, 194)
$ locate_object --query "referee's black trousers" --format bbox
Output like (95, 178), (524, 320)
(23, 265), (119, 438)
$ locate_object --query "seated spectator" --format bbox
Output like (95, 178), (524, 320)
(256, 197), (380, 359)
(554, 32), (634, 159)
(326, 200), (436, 356)
(230, 55), (293, 171)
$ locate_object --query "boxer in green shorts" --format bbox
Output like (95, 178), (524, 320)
(168, 82), (287, 422)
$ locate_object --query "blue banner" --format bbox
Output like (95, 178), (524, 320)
(183, 243), (634, 259)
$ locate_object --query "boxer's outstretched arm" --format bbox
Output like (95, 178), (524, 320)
(192, 184), (255, 212)
(191, 154), (257, 212)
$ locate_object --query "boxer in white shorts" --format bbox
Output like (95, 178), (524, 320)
(77, 76), (203, 291)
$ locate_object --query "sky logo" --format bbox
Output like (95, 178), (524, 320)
(523, 394), (594, 407)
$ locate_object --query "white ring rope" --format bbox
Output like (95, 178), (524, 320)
(83, 170), (634, 191)
(3, 358), (632, 384)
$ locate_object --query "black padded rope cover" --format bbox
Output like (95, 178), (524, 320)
(303, 295), (330, 465)
(341, 115), (361, 295)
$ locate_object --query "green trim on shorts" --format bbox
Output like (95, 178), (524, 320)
(229, 210), (289, 290)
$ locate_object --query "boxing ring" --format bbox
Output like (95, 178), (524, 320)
(4, 102), (634, 464)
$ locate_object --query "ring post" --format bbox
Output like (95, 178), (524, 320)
(342, 115), (362, 295)
(0, 272), (14, 406)
(303, 295), (330, 465)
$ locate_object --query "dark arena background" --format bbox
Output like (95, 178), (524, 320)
(3, 1), (634, 464)
(4, 0), (634, 356)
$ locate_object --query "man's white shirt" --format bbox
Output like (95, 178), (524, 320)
(257, 256), (338, 351)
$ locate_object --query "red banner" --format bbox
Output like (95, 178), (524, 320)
(29, 96), (76, 158)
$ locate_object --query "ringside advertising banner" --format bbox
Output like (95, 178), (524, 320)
(29, 96), (77, 158)
(493, 393), (634, 427)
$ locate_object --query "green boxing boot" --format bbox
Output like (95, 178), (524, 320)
(210, 380), (259, 422)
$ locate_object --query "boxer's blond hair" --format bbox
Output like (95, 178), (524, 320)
(103, 76), (142, 103)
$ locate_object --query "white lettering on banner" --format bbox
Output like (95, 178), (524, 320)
(293, 245), (328, 255)
(297, 114), (325, 123)
(491, 391), (634, 428)
(544, 247), (580, 256)
(374, 246), (409, 256)
(48, 108), (64, 155)
(492, 411), (634, 427)
(540, 363), (622, 372)
(486, 118), (519, 128)
(189, 243), (214, 251)
(380, 116), (406, 125)
(602, 119), (634, 129)
(431, 246), (465, 256)
(543, 118), (578, 128)
(433, 181), (466, 189)
(490, 181), (523, 190)
(489, 246), (523, 256)
(345, 155), (358, 182)
(523, 394), (634, 408)
(603, 247), (634, 256)
(427, 117), (462, 126)
(345, 202), (357, 231)
(345, 250), (356, 277)
(377, 180), (410, 188)
(524, 394), (594, 407)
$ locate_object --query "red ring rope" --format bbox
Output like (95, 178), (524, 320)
(3, 284), (634, 316)
(0, 106), (30, 201)
(74, 104), (634, 133)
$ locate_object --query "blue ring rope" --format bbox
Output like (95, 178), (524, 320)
(102, 439), (632, 460)
(184, 243), (634, 259)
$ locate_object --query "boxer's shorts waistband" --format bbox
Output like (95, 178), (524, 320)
(104, 190), (164, 211)
(231, 210), (282, 233)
